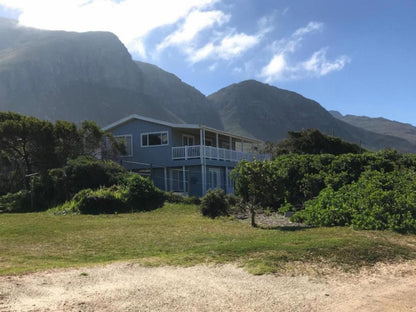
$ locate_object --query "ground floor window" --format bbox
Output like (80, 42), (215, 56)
(207, 168), (221, 190)
(170, 168), (188, 193)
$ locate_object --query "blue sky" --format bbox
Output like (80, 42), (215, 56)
(0, 0), (415, 125)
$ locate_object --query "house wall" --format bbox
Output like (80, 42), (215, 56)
(111, 119), (173, 168)
(108, 119), (241, 197)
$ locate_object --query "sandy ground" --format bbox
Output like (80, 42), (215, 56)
(2, 261), (416, 312)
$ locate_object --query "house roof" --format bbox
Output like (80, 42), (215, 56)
(102, 114), (263, 144)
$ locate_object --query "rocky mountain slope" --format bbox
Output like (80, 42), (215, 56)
(0, 18), (222, 128)
(0, 17), (415, 152)
(330, 111), (416, 146)
(208, 80), (416, 152)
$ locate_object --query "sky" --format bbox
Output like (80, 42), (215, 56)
(0, 0), (415, 125)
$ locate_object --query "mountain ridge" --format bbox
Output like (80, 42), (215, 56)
(0, 18), (415, 153)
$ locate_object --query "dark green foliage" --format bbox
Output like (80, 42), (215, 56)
(183, 196), (201, 205)
(0, 112), (125, 197)
(53, 174), (165, 215)
(0, 190), (30, 213)
(164, 192), (202, 205)
(272, 129), (364, 156)
(124, 174), (165, 212)
(232, 160), (284, 208)
(233, 150), (407, 211)
(225, 193), (239, 207)
(201, 189), (229, 218)
(294, 170), (416, 233)
(64, 156), (127, 196)
(233, 150), (416, 233)
(164, 192), (186, 203)
(77, 187), (128, 215)
(0, 112), (57, 179)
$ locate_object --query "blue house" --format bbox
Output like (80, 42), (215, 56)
(103, 114), (268, 197)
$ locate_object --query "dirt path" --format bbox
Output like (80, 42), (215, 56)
(1, 261), (416, 312)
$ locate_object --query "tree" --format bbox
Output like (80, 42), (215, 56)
(0, 112), (56, 176)
(232, 160), (281, 227)
(264, 129), (363, 158)
(0, 113), (124, 195)
(54, 120), (83, 167)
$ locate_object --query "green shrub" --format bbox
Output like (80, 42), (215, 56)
(183, 196), (201, 205)
(124, 174), (165, 212)
(65, 156), (127, 195)
(164, 192), (185, 203)
(0, 190), (30, 213)
(294, 169), (416, 233)
(164, 192), (201, 205)
(51, 186), (128, 215)
(225, 193), (239, 207)
(77, 186), (128, 215)
(200, 189), (229, 218)
(278, 200), (295, 214)
(50, 174), (165, 215)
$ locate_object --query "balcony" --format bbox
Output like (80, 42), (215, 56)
(172, 145), (268, 162)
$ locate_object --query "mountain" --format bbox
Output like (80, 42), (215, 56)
(1, 18), (415, 152)
(208, 80), (416, 152)
(330, 111), (416, 146)
(0, 18), (222, 128)
(135, 61), (223, 129)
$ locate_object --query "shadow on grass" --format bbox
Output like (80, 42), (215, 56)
(257, 225), (312, 232)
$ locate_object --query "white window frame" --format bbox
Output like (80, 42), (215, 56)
(141, 131), (169, 147)
(114, 134), (133, 157)
(182, 134), (195, 146)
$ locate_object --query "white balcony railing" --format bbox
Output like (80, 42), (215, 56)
(172, 145), (269, 162)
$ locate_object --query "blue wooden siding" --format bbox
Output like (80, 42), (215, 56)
(108, 118), (240, 196)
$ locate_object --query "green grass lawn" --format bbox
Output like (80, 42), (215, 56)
(1, 203), (416, 275)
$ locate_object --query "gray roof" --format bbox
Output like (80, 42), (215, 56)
(102, 114), (263, 143)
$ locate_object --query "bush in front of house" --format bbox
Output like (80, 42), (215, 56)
(124, 174), (165, 212)
(50, 174), (165, 215)
(50, 186), (128, 215)
(64, 156), (128, 196)
(164, 192), (201, 205)
(77, 186), (129, 215)
(200, 188), (229, 218)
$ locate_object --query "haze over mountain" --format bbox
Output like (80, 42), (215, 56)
(0, 18), (415, 152)
(330, 111), (416, 146)
(0, 18), (222, 129)
(208, 80), (416, 152)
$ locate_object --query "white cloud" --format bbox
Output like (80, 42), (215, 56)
(260, 22), (349, 82)
(157, 9), (229, 51)
(302, 48), (350, 76)
(0, 0), (219, 57)
(261, 48), (350, 82)
(293, 21), (323, 37)
(188, 31), (261, 63)
(185, 14), (274, 64)
(273, 21), (323, 55)
(260, 54), (286, 81)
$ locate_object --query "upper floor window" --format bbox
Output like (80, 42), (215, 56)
(141, 131), (169, 147)
(114, 135), (133, 157)
(182, 134), (195, 146)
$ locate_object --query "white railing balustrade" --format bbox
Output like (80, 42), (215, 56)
(172, 145), (269, 161)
